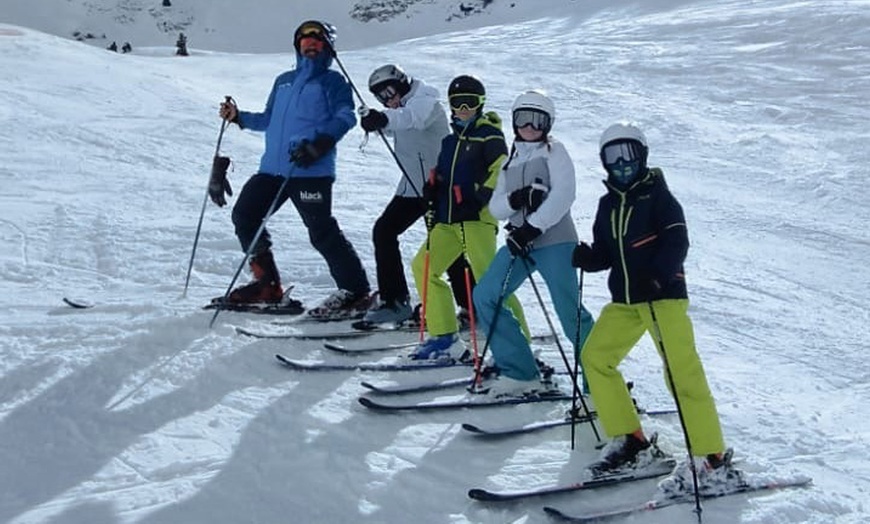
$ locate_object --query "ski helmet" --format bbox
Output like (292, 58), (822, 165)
(368, 64), (411, 103)
(293, 20), (337, 53)
(447, 75), (485, 114)
(599, 122), (649, 188)
(511, 89), (555, 137)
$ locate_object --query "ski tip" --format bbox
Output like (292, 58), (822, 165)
(360, 381), (377, 390)
(466, 488), (490, 501)
(357, 397), (378, 409)
(460, 423), (483, 433)
(62, 297), (93, 309)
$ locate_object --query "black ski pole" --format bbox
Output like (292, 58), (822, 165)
(208, 167), (293, 328)
(647, 300), (703, 518)
(571, 269), (586, 450)
(330, 53), (421, 197)
(471, 257), (515, 387)
(183, 96), (233, 298)
(518, 255), (601, 443)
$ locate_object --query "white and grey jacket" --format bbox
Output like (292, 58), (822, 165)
(489, 138), (578, 249)
(382, 79), (449, 197)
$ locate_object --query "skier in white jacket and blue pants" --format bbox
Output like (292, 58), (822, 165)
(473, 90), (594, 396)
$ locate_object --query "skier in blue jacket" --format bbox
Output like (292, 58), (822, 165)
(214, 20), (371, 320)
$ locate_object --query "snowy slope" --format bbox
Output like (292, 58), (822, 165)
(1, 0), (870, 522)
(1, 0), (588, 52)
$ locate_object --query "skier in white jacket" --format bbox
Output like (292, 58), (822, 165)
(473, 90), (595, 397)
(359, 64), (474, 326)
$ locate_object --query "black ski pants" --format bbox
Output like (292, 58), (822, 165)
(373, 196), (473, 309)
(232, 174), (369, 296)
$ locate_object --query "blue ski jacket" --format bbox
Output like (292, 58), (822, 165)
(237, 49), (356, 178)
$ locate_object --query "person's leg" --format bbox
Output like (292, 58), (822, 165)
(446, 257), (475, 311)
(581, 303), (647, 437)
(231, 174), (290, 254)
(372, 197), (424, 304)
(473, 247), (538, 380)
(533, 243), (595, 359)
(288, 177), (369, 296)
(411, 224), (462, 336)
(642, 299), (725, 456)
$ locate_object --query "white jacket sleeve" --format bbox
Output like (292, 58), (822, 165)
(527, 142), (576, 232)
(488, 152), (517, 221)
(384, 90), (439, 131)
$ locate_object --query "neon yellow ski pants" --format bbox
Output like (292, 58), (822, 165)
(581, 299), (725, 456)
(412, 221), (527, 338)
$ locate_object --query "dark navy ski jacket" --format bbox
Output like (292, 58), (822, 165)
(582, 168), (690, 304)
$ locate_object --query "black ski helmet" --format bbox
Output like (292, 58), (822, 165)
(293, 20), (337, 53)
(448, 74), (485, 98)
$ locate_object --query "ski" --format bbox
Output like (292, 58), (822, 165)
(461, 408), (677, 438)
(358, 391), (572, 412)
(542, 475), (812, 521)
(323, 332), (554, 354)
(204, 300), (305, 316)
(237, 326), (375, 340)
(468, 458), (677, 502)
(323, 340), (419, 354)
(62, 297), (94, 309)
(360, 375), (476, 395)
(275, 353), (464, 372)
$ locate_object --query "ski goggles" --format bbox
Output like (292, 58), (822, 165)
(374, 84), (399, 104)
(601, 140), (645, 165)
(296, 22), (326, 41)
(513, 109), (551, 131)
(449, 93), (485, 111)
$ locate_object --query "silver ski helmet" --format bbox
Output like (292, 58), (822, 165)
(448, 74), (485, 114)
(511, 89), (555, 138)
(294, 20), (337, 53)
(599, 122), (649, 189)
(369, 64), (411, 104)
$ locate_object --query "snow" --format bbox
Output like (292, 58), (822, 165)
(1, 0), (869, 522)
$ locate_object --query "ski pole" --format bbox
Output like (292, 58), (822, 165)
(472, 256), (515, 386)
(458, 223), (481, 374)
(183, 96), (234, 298)
(208, 167), (294, 328)
(647, 300), (703, 518)
(571, 269), (585, 450)
(518, 255), (600, 443)
(330, 53), (421, 197)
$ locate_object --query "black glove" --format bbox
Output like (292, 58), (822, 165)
(508, 181), (548, 212)
(572, 242), (594, 270)
(208, 156), (232, 207)
(507, 223), (542, 258)
(291, 134), (336, 168)
(360, 109), (388, 132)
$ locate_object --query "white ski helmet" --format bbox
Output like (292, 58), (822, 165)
(599, 122), (648, 150)
(511, 89), (555, 135)
(368, 64), (411, 101)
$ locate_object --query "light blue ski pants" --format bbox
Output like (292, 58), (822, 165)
(473, 242), (594, 381)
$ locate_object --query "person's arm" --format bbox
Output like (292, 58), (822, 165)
(237, 73), (288, 131)
(526, 142), (575, 233)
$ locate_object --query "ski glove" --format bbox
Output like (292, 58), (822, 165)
(208, 156), (232, 207)
(360, 109), (388, 132)
(508, 180), (548, 212)
(291, 134), (336, 168)
(572, 242), (594, 270)
(507, 223), (542, 258)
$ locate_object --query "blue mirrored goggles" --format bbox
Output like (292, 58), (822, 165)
(513, 109), (551, 131)
(601, 140), (644, 165)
